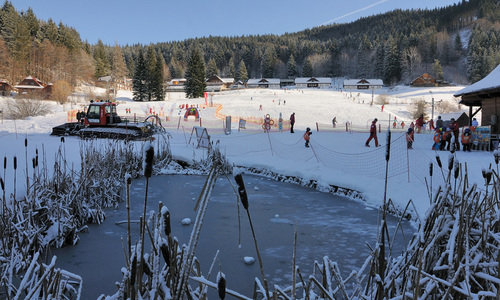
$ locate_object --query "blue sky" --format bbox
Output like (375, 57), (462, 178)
(10, 0), (460, 46)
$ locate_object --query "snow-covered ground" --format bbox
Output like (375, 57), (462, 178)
(0, 84), (494, 218)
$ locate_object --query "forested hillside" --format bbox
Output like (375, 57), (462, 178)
(0, 0), (499, 89)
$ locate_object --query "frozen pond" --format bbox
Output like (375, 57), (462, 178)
(49, 174), (413, 299)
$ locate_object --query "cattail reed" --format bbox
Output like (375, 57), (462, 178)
(217, 271), (226, 300)
(140, 143), (154, 293)
(160, 241), (170, 267)
(454, 161), (460, 179)
(436, 155), (442, 168)
(448, 154), (454, 172)
(162, 206), (171, 236)
(486, 169), (492, 185)
(25, 138), (29, 195)
(233, 168), (269, 298)
(429, 163), (433, 177)
(144, 145), (154, 178)
(126, 174), (132, 257)
(234, 172), (248, 210)
(13, 156), (17, 202)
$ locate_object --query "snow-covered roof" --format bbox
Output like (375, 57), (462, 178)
(454, 64), (500, 96)
(295, 77), (332, 84)
(435, 112), (467, 121)
(13, 85), (44, 89)
(343, 79), (383, 86)
(247, 78), (281, 85)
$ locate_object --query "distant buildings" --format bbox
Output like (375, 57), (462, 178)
(14, 76), (52, 99)
(295, 77), (332, 89)
(343, 79), (383, 90)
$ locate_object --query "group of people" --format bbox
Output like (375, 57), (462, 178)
(432, 117), (478, 152)
(76, 110), (86, 124)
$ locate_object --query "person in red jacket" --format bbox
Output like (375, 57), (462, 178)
(365, 118), (379, 147)
(303, 127), (312, 147)
(416, 114), (424, 133)
(461, 127), (472, 152)
(450, 118), (460, 151)
(406, 127), (414, 149)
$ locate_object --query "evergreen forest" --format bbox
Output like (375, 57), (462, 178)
(0, 0), (500, 92)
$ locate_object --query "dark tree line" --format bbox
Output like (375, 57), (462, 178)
(0, 0), (499, 96)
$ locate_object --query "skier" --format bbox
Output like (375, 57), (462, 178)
(304, 127), (312, 148)
(450, 118), (460, 151)
(401, 121), (405, 129)
(365, 118), (379, 147)
(406, 127), (414, 149)
(416, 114), (424, 133)
(436, 116), (443, 131)
(433, 128), (441, 150)
(461, 127), (472, 152)
(290, 112), (295, 133)
(332, 117), (337, 128)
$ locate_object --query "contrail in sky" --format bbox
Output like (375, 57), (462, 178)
(321, 0), (389, 26)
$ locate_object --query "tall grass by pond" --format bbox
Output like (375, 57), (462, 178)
(2, 134), (500, 299)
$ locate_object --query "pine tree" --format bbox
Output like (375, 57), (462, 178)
(111, 43), (128, 93)
(287, 54), (297, 78)
(239, 60), (248, 83)
(145, 46), (157, 101)
(133, 49), (147, 101)
(12, 14), (30, 69)
(94, 39), (109, 78)
(302, 58), (313, 77)
(383, 37), (402, 85)
(185, 47), (206, 99)
(42, 18), (58, 44)
(432, 59), (444, 80)
(153, 52), (165, 101)
(262, 49), (275, 78)
(228, 57), (235, 79)
(23, 8), (39, 37)
(0, 1), (18, 50)
(207, 57), (218, 77)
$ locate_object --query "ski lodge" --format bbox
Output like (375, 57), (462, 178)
(454, 64), (500, 137)
(343, 79), (383, 90)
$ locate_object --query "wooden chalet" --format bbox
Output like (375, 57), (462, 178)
(247, 78), (281, 89)
(206, 75), (234, 91)
(343, 79), (383, 90)
(295, 77), (332, 89)
(166, 78), (186, 92)
(14, 76), (52, 98)
(411, 73), (436, 87)
(454, 64), (500, 136)
(0, 80), (11, 96)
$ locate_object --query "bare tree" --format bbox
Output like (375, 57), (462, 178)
(402, 47), (422, 83)
(51, 80), (73, 104)
(4, 98), (52, 119)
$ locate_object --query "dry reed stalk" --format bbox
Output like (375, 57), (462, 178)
(176, 160), (220, 299)
(234, 171), (271, 299)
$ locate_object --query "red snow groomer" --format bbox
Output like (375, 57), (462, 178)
(51, 100), (164, 140)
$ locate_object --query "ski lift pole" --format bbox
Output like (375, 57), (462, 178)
(267, 131), (274, 156)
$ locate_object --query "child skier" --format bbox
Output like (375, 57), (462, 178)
(406, 127), (414, 149)
(433, 128), (441, 150)
(461, 127), (472, 152)
(304, 127), (312, 148)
